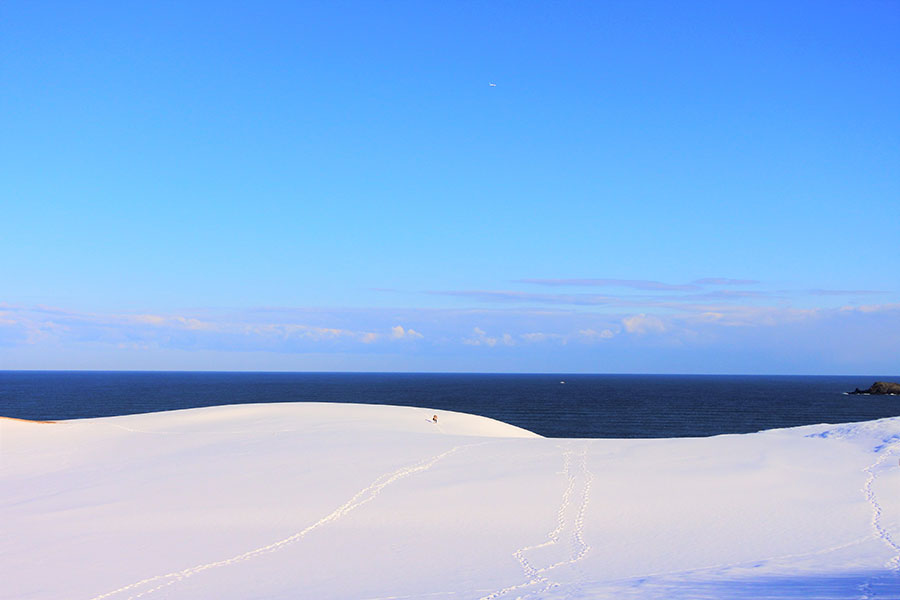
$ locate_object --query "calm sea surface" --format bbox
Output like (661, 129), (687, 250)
(1, 371), (898, 438)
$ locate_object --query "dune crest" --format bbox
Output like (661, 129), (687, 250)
(2, 404), (898, 600)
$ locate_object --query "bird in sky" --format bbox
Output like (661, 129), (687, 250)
(489, 83), (497, 87)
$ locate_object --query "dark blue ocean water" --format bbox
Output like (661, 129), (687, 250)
(1, 371), (898, 438)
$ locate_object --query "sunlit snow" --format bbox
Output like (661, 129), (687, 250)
(2, 403), (898, 599)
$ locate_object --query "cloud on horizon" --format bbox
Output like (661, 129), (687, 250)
(2, 301), (899, 373)
(623, 314), (667, 335)
(426, 281), (894, 311)
(391, 325), (424, 340)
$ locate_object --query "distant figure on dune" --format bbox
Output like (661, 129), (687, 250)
(432, 415), (438, 423)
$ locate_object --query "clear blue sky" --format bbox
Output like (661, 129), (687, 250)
(2, 1), (898, 374)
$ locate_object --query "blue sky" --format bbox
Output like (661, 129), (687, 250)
(2, 1), (898, 373)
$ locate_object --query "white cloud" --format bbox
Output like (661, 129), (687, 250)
(464, 326), (511, 347)
(130, 314), (222, 332)
(133, 314), (167, 325)
(622, 314), (666, 335)
(391, 325), (424, 340)
(246, 324), (355, 341)
(520, 332), (548, 342)
(4, 301), (899, 373)
(840, 303), (900, 314)
(578, 328), (615, 340)
(518, 331), (574, 344)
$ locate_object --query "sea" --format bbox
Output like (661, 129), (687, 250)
(1, 371), (898, 439)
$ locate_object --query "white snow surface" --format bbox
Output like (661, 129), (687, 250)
(2, 402), (899, 600)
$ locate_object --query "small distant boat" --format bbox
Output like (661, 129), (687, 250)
(560, 381), (566, 384)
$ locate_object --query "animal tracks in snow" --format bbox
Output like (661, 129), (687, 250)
(479, 442), (595, 600)
(87, 443), (478, 600)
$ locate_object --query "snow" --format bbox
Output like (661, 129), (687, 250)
(2, 402), (899, 600)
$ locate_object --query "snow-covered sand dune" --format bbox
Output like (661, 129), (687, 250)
(2, 403), (899, 599)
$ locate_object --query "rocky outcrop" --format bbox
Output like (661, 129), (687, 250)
(849, 381), (900, 395)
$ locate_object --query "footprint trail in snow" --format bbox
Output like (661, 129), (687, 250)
(87, 443), (479, 600)
(479, 442), (595, 600)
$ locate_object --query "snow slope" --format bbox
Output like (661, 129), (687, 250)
(2, 403), (899, 599)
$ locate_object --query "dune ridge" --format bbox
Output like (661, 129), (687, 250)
(2, 403), (898, 599)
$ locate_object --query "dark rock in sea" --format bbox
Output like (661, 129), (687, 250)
(849, 381), (900, 395)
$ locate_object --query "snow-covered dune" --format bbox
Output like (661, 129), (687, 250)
(2, 403), (898, 599)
